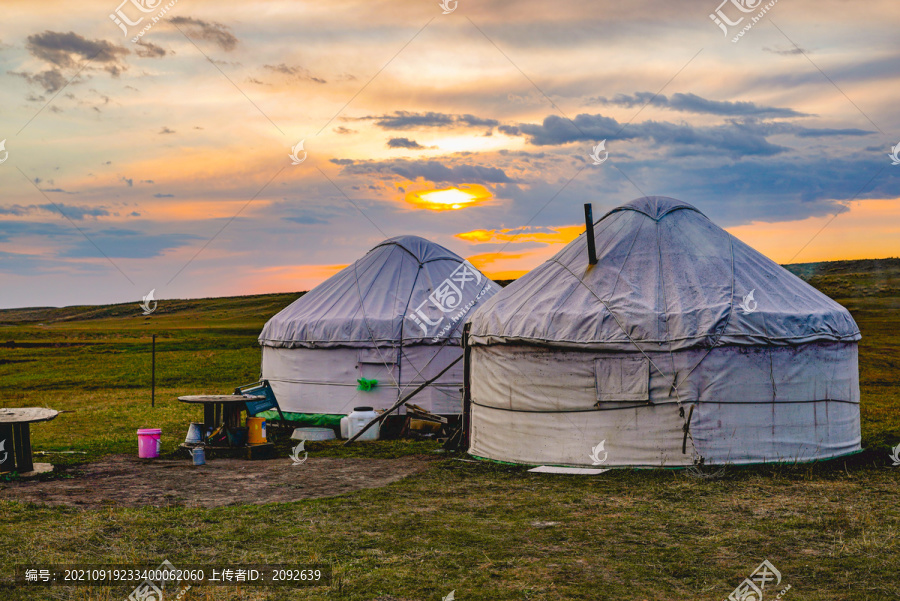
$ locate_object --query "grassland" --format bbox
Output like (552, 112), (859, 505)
(0, 261), (898, 601)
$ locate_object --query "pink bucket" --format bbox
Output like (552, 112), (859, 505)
(137, 428), (162, 459)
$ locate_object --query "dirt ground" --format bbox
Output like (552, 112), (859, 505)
(0, 454), (431, 508)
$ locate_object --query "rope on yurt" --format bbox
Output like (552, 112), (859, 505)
(391, 256), (471, 411)
(394, 262), (422, 403)
(396, 271), (495, 399)
(352, 247), (402, 390)
(468, 399), (666, 412)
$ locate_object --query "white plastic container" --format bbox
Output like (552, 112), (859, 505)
(340, 407), (380, 441)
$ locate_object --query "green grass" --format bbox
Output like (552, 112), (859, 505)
(1, 269), (899, 600)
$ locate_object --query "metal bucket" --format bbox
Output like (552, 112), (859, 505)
(185, 422), (204, 444)
(191, 447), (206, 466)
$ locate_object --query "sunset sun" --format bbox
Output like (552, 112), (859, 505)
(405, 185), (492, 211)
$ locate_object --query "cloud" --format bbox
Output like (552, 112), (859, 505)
(263, 63), (326, 84)
(170, 17), (238, 51)
(0, 220), (73, 243)
(13, 31), (130, 92)
(282, 215), (329, 225)
(0, 203), (109, 220)
(333, 126), (357, 135)
(456, 225), (583, 245)
(331, 158), (516, 185)
(387, 137), (425, 149)
(753, 53), (900, 89)
(0, 206), (32, 217)
(503, 112), (875, 158)
(153, 193), (175, 198)
(121, 177), (133, 187)
(8, 69), (69, 94)
(135, 40), (167, 58)
(363, 111), (499, 130)
(763, 46), (809, 55)
(0, 250), (63, 275)
(50, 204), (109, 219)
(159, 127), (175, 134)
(60, 232), (201, 259)
(26, 31), (129, 68)
(589, 92), (807, 118)
(750, 121), (874, 138)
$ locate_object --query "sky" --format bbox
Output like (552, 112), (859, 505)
(0, 0), (898, 309)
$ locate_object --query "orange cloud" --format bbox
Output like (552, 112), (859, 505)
(459, 224), (585, 281)
(456, 224), (583, 245)
(466, 244), (574, 281)
(466, 252), (530, 280)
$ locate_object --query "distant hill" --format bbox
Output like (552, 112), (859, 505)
(783, 258), (900, 299)
(1, 258), (897, 325)
(0, 292), (302, 326)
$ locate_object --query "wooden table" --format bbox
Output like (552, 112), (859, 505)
(0, 408), (58, 474)
(177, 395), (256, 443)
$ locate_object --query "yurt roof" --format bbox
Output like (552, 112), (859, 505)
(468, 196), (860, 351)
(260, 235), (497, 349)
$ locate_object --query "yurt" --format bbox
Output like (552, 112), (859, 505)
(258, 236), (498, 426)
(466, 196), (861, 467)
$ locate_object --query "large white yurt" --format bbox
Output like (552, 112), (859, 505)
(466, 196), (861, 467)
(258, 236), (498, 426)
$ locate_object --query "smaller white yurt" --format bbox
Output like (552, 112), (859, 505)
(466, 196), (862, 467)
(258, 236), (498, 427)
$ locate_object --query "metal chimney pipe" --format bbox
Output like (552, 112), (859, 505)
(584, 203), (597, 265)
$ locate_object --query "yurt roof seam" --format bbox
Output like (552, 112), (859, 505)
(606, 214), (646, 300)
(539, 268), (581, 342)
(666, 228), (737, 400)
(603, 198), (703, 222)
(303, 247), (395, 338)
(371, 237), (461, 265)
(597, 213), (634, 264)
